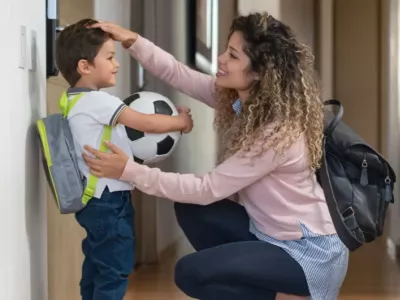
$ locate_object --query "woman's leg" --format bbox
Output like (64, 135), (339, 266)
(174, 200), (258, 251)
(174, 240), (310, 300)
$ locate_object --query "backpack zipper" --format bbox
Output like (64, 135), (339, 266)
(384, 163), (393, 203)
(360, 153), (368, 186)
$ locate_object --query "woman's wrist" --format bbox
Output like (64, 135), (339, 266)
(122, 32), (138, 49)
(120, 158), (139, 182)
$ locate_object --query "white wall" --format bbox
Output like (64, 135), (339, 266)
(94, 0), (132, 99)
(0, 0), (47, 299)
(238, 0), (280, 19)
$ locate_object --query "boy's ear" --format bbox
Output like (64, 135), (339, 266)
(77, 59), (91, 75)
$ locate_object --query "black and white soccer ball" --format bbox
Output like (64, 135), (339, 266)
(123, 91), (181, 165)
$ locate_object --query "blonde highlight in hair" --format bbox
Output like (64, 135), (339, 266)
(214, 12), (324, 172)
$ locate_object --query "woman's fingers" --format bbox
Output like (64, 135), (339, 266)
(83, 145), (105, 159)
(82, 152), (99, 166)
(82, 153), (104, 176)
(104, 141), (122, 155)
(87, 163), (102, 173)
(88, 22), (104, 29)
(89, 168), (104, 178)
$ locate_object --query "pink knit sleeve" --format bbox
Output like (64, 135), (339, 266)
(119, 147), (283, 205)
(128, 35), (216, 108)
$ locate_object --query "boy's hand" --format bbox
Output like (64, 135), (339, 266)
(176, 105), (191, 114)
(178, 111), (193, 134)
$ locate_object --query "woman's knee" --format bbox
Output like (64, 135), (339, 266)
(174, 253), (202, 297)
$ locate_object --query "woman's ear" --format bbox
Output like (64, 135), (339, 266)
(77, 59), (91, 75)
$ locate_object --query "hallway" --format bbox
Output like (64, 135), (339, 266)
(124, 237), (400, 300)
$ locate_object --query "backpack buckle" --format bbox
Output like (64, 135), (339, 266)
(341, 206), (355, 219)
(341, 206), (359, 232)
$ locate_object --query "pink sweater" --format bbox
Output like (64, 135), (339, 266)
(121, 35), (336, 240)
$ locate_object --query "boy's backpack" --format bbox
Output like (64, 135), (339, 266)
(317, 99), (396, 251)
(36, 92), (112, 214)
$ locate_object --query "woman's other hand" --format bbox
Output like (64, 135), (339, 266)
(90, 21), (138, 48)
(82, 141), (129, 179)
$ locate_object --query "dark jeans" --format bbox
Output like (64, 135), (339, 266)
(174, 200), (310, 300)
(75, 187), (135, 300)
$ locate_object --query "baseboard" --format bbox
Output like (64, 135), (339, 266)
(386, 237), (400, 261)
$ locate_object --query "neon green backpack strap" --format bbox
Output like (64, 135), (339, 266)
(59, 91), (85, 117)
(82, 125), (112, 204)
(58, 91), (112, 204)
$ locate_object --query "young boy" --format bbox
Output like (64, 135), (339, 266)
(55, 18), (193, 300)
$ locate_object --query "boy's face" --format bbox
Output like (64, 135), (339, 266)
(84, 39), (120, 89)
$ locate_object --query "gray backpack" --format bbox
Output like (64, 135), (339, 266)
(36, 91), (112, 214)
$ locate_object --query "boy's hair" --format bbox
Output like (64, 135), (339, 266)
(56, 18), (110, 86)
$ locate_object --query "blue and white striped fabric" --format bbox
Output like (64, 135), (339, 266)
(250, 221), (349, 299)
(232, 99), (242, 115)
(232, 100), (349, 299)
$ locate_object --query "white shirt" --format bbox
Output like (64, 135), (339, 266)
(67, 87), (133, 198)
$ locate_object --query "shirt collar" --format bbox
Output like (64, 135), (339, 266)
(67, 87), (95, 95)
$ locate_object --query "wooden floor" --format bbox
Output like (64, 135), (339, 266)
(124, 237), (400, 300)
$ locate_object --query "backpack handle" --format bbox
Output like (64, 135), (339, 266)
(323, 99), (344, 135)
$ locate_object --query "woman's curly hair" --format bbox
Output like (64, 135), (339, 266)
(215, 12), (324, 172)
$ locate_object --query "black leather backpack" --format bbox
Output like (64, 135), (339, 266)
(316, 99), (396, 251)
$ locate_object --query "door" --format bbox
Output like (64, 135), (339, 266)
(46, 2), (93, 300)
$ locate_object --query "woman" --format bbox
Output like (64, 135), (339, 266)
(86, 12), (349, 300)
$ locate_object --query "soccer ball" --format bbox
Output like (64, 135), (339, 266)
(123, 91), (181, 165)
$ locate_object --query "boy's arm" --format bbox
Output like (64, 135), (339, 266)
(117, 106), (192, 133)
(83, 91), (192, 133)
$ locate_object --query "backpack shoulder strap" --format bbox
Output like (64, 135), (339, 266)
(58, 90), (113, 204)
(82, 125), (112, 204)
(59, 91), (85, 117)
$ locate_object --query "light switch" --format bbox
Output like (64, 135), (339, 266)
(19, 25), (26, 69)
(29, 29), (37, 72)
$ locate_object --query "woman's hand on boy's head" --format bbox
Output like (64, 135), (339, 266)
(89, 21), (137, 47)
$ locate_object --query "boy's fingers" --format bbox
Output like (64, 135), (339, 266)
(177, 106), (190, 113)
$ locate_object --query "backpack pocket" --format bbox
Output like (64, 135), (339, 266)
(37, 119), (60, 208)
(37, 115), (87, 214)
(345, 145), (393, 241)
